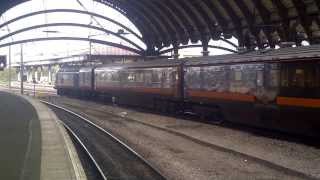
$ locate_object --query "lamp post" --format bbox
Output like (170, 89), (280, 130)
(87, 29), (126, 63)
(88, 33), (107, 63)
(8, 45), (11, 89)
(1, 28), (12, 89)
(20, 44), (23, 94)
(88, 33), (108, 63)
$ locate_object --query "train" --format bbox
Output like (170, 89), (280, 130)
(55, 45), (320, 137)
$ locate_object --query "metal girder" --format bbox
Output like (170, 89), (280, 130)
(271, 0), (290, 42)
(174, 0), (207, 43)
(0, 23), (144, 51)
(158, 0), (193, 45)
(122, 0), (168, 45)
(291, 0), (312, 40)
(217, 0), (244, 46)
(233, 0), (260, 48)
(158, 44), (237, 55)
(99, 0), (161, 47)
(251, 0), (273, 46)
(0, 0), (319, 52)
(152, 0), (188, 45)
(129, 0), (176, 46)
(0, 37), (143, 55)
(0, 9), (143, 41)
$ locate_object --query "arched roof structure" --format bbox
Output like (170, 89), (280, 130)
(0, 0), (320, 55)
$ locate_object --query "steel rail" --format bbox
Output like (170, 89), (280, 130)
(59, 120), (108, 180)
(41, 100), (166, 180)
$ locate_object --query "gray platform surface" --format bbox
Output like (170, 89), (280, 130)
(0, 91), (41, 180)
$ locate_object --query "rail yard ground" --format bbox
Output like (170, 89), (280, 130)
(43, 96), (320, 180)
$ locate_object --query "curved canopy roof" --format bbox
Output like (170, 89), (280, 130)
(1, 0), (320, 54)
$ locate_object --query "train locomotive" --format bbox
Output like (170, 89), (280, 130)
(55, 45), (320, 137)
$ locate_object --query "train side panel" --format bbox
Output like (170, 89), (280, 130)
(276, 61), (320, 136)
(94, 66), (181, 111)
(79, 67), (94, 97)
(184, 60), (320, 136)
(184, 63), (278, 125)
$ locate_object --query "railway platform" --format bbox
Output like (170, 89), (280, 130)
(0, 91), (86, 180)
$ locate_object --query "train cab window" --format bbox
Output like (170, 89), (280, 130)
(280, 63), (319, 98)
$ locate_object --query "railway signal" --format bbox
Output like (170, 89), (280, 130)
(0, 56), (7, 71)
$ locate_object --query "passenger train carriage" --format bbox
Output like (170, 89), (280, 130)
(55, 45), (320, 137)
(93, 60), (182, 109)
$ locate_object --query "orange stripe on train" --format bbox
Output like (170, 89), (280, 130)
(96, 86), (175, 96)
(277, 97), (320, 108)
(187, 90), (255, 102)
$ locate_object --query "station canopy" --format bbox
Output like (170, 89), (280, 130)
(0, 0), (320, 52)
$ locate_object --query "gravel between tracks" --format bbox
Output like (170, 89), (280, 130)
(45, 96), (320, 180)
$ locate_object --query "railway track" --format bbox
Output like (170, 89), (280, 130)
(44, 97), (320, 180)
(41, 101), (166, 180)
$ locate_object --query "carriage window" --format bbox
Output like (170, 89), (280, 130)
(292, 69), (305, 87)
(152, 70), (161, 83)
(135, 71), (144, 83)
(162, 68), (174, 88)
(257, 71), (263, 87)
(281, 68), (289, 87)
(111, 72), (120, 82)
(235, 71), (242, 81)
(269, 69), (279, 87)
(185, 67), (201, 89)
(144, 71), (151, 86)
(281, 63), (318, 88)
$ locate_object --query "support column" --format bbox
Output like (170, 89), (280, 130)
(173, 44), (179, 59)
(40, 66), (44, 83)
(202, 39), (210, 57)
(34, 66), (39, 83)
(20, 44), (24, 95)
(26, 67), (32, 82)
(48, 65), (52, 84)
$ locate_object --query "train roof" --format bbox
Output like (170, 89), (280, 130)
(60, 45), (320, 71)
(57, 66), (81, 73)
(185, 44), (320, 66)
(95, 58), (182, 70)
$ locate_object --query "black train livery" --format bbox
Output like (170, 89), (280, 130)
(56, 45), (320, 137)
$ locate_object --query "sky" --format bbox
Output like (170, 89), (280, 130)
(0, 0), (238, 63)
